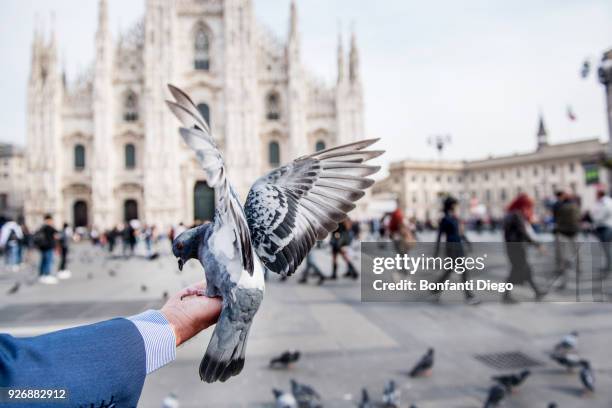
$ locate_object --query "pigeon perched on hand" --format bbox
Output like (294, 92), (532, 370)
(483, 384), (505, 408)
(553, 331), (578, 354)
(409, 348), (434, 377)
(579, 360), (595, 395)
(290, 379), (322, 408)
(167, 84), (382, 383)
(273, 388), (298, 408)
(382, 379), (400, 407)
(492, 369), (530, 392)
(270, 350), (301, 368)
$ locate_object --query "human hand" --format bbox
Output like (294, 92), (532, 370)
(160, 282), (222, 347)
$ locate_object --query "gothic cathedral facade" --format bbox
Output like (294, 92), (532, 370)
(25, 0), (364, 229)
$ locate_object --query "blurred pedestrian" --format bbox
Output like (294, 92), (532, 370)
(33, 214), (58, 284)
(552, 191), (581, 289)
(591, 186), (612, 275)
(107, 226), (119, 254)
(503, 193), (545, 303)
(0, 218), (23, 271)
(432, 196), (480, 304)
(328, 218), (358, 281)
(143, 224), (155, 258)
(298, 247), (325, 285)
(57, 223), (72, 280)
(122, 222), (137, 257)
(90, 226), (100, 246)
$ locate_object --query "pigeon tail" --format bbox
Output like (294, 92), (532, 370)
(199, 310), (251, 383)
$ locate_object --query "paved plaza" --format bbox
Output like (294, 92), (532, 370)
(1, 233), (612, 407)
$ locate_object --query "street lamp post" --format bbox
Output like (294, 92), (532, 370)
(598, 49), (612, 191)
(599, 50), (612, 151)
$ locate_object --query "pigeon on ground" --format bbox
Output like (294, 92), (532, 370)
(6, 281), (20, 295)
(483, 384), (506, 408)
(409, 348), (434, 377)
(166, 84), (382, 382)
(547, 403), (557, 408)
(492, 369), (531, 392)
(141, 284), (148, 292)
(273, 389), (298, 408)
(579, 360), (595, 395)
(108, 269), (116, 277)
(162, 392), (180, 408)
(554, 331), (578, 354)
(382, 379), (400, 407)
(290, 379), (322, 408)
(550, 352), (582, 372)
(270, 350), (301, 368)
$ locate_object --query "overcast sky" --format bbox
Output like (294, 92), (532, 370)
(0, 0), (610, 166)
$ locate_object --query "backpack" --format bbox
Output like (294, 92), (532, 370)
(33, 228), (50, 249)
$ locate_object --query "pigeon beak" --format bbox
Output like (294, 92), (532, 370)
(178, 259), (184, 271)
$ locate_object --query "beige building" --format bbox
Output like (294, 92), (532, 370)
(375, 118), (608, 222)
(25, 0), (364, 230)
(0, 144), (26, 221)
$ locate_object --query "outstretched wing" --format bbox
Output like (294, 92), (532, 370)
(244, 139), (383, 277)
(166, 84), (254, 275)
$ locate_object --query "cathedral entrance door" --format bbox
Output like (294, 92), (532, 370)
(194, 181), (215, 222)
(73, 201), (88, 227)
(124, 199), (138, 222)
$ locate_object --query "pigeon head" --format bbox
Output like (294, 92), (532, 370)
(172, 224), (208, 270)
(520, 369), (531, 379)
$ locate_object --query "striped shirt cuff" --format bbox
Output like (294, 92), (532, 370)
(128, 310), (176, 374)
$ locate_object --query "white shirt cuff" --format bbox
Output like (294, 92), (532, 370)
(128, 309), (176, 374)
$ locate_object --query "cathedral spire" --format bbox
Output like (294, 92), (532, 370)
(289, 0), (298, 39)
(98, 0), (109, 33)
(337, 28), (345, 84)
(287, 0), (300, 65)
(537, 114), (548, 149)
(349, 27), (360, 83)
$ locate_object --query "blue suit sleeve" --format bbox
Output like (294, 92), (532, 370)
(0, 317), (146, 408)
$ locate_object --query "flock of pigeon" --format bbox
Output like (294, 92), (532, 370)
(268, 330), (595, 407)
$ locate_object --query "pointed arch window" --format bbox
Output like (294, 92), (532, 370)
(125, 143), (136, 169)
(266, 92), (280, 121)
(74, 144), (85, 170)
(124, 91), (138, 122)
(268, 141), (280, 167)
(194, 26), (210, 71)
(315, 140), (326, 152)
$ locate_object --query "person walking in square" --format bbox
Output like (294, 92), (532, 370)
(0, 218), (24, 271)
(502, 193), (545, 303)
(432, 196), (480, 305)
(591, 186), (612, 275)
(552, 191), (581, 289)
(57, 223), (72, 280)
(33, 214), (59, 285)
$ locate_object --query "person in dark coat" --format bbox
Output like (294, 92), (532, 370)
(503, 193), (545, 303)
(432, 196), (479, 304)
